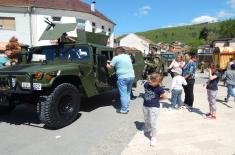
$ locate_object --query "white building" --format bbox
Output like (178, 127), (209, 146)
(119, 33), (157, 55)
(0, 0), (115, 47)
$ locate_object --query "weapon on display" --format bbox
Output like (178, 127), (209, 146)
(44, 17), (55, 31)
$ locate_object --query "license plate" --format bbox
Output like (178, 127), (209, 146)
(22, 82), (42, 90)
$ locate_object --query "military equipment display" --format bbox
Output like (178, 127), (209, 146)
(0, 21), (144, 129)
(212, 38), (235, 71)
(160, 52), (176, 67)
(142, 54), (168, 79)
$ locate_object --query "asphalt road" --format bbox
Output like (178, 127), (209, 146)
(0, 84), (144, 155)
(0, 73), (208, 155)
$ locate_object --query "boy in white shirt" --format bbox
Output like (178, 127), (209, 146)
(170, 68), (187, 109)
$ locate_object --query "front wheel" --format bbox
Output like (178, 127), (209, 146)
(0, 95), (16, 115)
(37, 83), (80, 129)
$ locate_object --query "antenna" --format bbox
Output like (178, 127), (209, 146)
(44, 17), (56, 31)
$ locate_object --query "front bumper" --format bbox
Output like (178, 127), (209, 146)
(0, 71), (35, 94)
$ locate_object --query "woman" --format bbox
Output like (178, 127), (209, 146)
(169, 55), (185, 78)
(182, 53), (197, 111)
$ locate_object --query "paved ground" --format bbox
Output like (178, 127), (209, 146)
(1, 72), (234, 155)
(0, 85), (143, 155)
(122, 72), (235, 155)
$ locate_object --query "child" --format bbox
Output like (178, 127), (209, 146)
(222, 63), (235, 102)
(142, 73), (168, 146)
(206, 64), (221, 119)
(170, 68), (187, 109)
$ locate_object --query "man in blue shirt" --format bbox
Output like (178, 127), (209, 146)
(182, 53), (197, 111)
(107, 47), (135, 114)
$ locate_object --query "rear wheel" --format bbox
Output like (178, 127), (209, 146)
(0, 95), (16, 115)
(37, 83), (80, 129)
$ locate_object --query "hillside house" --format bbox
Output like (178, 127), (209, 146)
(0, 0), (115, 47)
(119, 33), (157, 55)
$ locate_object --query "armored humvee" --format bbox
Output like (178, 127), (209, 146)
(0, 22), (144, 128)
(142, 54), (168, 79)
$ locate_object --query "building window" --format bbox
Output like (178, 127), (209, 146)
(0, 17), (16, 30)
(92, 22), (96, 33)
(101, 25), (105, 33)
(52, 16), (61, 22)
(108, 28), (112, 36)
(77, 18), (86, 31)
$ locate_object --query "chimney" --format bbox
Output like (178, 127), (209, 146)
(91, 1), (96, 12)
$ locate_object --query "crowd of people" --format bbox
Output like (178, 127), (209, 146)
(107, 47), (235, 147)
(0, 36), (21, 67)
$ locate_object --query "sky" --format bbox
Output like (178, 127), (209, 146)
(83, 0), (235, 35)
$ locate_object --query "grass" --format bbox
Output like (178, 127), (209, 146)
(135, 22), (221, 47)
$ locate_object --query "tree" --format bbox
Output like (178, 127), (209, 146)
(199, 27), (209, 41)
(219, 19), (235, 38)
(207, 32), (217, 44)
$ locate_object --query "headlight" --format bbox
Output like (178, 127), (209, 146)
(34, 71), (44, 80)
(45, 70), (61, 81)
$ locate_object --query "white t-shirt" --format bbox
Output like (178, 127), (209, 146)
(171, 75), (187, 90)
(169, 60), (185, 70)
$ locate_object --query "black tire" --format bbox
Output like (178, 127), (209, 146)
(37, 83), (80, 129)
(0, 96), (16, 115)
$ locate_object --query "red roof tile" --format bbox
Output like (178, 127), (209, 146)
(0, 0), (115, 25)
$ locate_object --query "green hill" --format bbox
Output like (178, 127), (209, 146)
(136, 22), (221, 48)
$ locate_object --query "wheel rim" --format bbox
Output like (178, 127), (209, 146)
(58, 95), (75, 118)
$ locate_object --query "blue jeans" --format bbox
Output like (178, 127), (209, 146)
(171, 89), (183, 108)
(117, 77), (134, 112)
(227, 84), (235, 99)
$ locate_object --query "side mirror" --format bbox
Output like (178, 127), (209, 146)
(98, 55), (108, 67)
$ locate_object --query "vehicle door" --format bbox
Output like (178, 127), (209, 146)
(127, 51), (144, 84)
(94, 48), (116, 92)
(62, 45), (98, 97)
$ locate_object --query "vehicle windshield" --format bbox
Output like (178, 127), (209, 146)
(161, 54), (175, 60)
(31, 46), (89, 62)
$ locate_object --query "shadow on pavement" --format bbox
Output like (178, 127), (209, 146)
(80, 89), (120, 112)
(134, 121), (151, 139)
(0, 90), (120, 128)
(161, 101), (172, 108)
(0, 103), (82, 129)
(216, 99), (233, 108)
(0, 104), (41, 127)
(134, 121), (144, 131)
(190, 107), (204, 115)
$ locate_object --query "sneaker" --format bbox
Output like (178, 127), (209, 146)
(205, 113), (211, 116)
(180, 105), (187, 109)
(206, 115), (216, 119)
(224, 98), (228, 102)
(187, 106), (193, 112)
(173, 105), (178, 109)
(116, 110), (128, 114)
(150, 137), (156, 146)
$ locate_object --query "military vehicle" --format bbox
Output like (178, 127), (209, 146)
(160, 52), (176, 67)
(0, 21), (144, 129)
(142, 54), (168, 79)
(212, 38), (235, 72)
